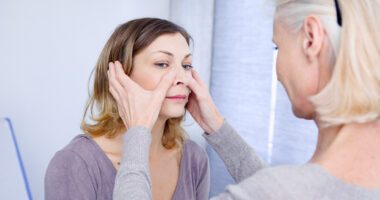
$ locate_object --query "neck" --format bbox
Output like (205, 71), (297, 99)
(150, 115), (168, 155)
(310, 119), (380, 188)
(309, 120), (342, 162)
(101, 116), (168, 154)
(310, 119), (380, 164)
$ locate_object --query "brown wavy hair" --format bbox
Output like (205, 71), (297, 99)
(81, 18), (191, 149)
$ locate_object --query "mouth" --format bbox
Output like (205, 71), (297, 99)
(166, 95), (188, 101)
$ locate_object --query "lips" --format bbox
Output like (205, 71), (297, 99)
(166, 95), (187, 100)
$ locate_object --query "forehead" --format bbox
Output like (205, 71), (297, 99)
(142, 33), (190, 56)
(272, 19), (281, 40)
(272, 20), (290, 42)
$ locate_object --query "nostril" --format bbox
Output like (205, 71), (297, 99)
(176, 81), (184, 85)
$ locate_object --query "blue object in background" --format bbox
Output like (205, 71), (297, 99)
(1, 118), (33, 200)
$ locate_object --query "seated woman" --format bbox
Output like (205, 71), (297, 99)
(45, 18), (210, 200)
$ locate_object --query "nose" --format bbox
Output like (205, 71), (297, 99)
(173, 65), (190, 86)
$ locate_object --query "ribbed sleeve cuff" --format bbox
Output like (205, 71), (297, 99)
(122, 126), (152, 165)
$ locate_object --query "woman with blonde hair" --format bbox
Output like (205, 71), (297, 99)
(111, 0), (380, 199)
(45, 18), (209, 200)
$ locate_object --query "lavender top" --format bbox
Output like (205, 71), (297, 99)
(45, 134), (210, 200)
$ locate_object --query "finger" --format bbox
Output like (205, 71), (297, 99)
(186, 93), (196, 110)
(108, 62), (116, 81)
(108, 63), (119, 100)
(187, 75), (203, 95)
(153, 71), (177, 101)
(191, 70), (208, 88)
(108, 63), (127, 102)
(108, 83), (120, 102)
(116, 102), (129, 130)
(114, 61), (140, 91)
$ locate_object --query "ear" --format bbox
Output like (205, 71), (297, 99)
(302, 15), (325, 62)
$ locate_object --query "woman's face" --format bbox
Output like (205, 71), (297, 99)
(272, 19), (331, 120)
(130, 33), (192, 119)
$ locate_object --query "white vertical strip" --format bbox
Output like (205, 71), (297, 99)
(267, 50), (278, 164)
(169, 0), (214, 86)
(169, 0), (214, 149)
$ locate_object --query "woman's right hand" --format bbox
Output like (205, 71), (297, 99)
(108, 61), (176, 131)
(187, 70), (224, 134)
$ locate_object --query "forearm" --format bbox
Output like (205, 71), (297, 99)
(203, 120), (267, 183)
(113, 127), (152, 200)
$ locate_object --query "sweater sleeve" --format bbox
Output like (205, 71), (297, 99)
(203, 120), (267, 183)
(44, 150), (96, 200)
(113, 126), (153, 200)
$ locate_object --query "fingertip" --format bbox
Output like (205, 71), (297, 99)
(115, 60), (123, 68)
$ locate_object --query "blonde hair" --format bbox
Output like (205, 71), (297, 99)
(81, 18), (191, 149)
(274, 0), (380, 126)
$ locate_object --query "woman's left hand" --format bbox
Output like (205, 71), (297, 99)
(108, 61), (176, 130)
(186, 70), (224, 134)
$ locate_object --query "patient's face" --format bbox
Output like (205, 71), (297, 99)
(131, 33), (192, 119)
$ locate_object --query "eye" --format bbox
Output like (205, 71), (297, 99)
(183, 64), (193, 70)
(273, 44), (279, 50)
(155, 62), (169, 68)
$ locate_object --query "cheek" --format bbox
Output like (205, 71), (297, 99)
(276, 52), (287, 82)
(130, 69), (163, 90)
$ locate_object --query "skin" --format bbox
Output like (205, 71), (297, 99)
(96, 33), (193, 200)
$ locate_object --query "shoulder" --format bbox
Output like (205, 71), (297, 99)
(63, 134), (98, 156)
(45, 135), (100, 199)
(250, 164), (330, 187)
(46, 134), (100, 175)
(183, 139), (208, 165)
(257, 164), (329, 184)
(227, 164), (330, 199)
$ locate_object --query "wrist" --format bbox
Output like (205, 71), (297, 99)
(209, 114), (224, 134)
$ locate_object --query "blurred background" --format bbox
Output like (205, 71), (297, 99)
(0, 0), (317, 199)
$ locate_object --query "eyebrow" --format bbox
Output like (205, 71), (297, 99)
(152, 50), (192, 59)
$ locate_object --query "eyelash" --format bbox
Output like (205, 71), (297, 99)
(155, 63), (169, 68)
(155, 63), (193, 70)
(183, 64), (193, 70)
(273, 44), (279, 50)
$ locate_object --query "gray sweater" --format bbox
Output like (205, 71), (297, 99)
(45, 134), (209, 200)
(114, 121), (380, 199)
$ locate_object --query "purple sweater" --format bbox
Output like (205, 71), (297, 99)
(45, 134), (210, 200)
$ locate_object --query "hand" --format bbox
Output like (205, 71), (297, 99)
(187, 70), (224, 134)
(107, 61), (176, 130)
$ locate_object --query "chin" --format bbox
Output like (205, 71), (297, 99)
(160, 108), (185, 119)
(292, 105), (314, 120)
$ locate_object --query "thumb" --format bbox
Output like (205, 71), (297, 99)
(153, 71), (177, 101)
(187, 76), (203, 97)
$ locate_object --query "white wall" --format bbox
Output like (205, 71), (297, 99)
(0, 0), (170, 199)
